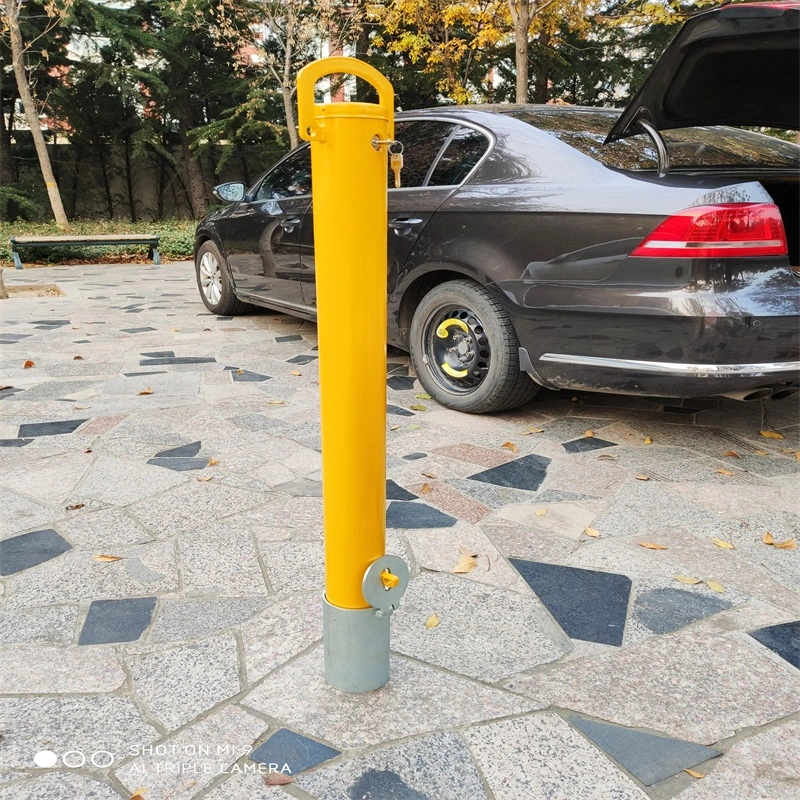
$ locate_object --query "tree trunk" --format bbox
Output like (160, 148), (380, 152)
(0, 268), (8, 300)
(533, 30), (551, 103)
(282, 86), (299, 149)
(7, 9), (69, 228)
(174, 86), (208, 218)
(509, 2), (531, 104)
(96, 143), (114, 219)
(123, 137), (137, 222)
(0, 97), (14, 187)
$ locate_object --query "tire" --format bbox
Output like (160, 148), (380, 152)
(409, 279), (540, 413)
(195, 240), (252, 315)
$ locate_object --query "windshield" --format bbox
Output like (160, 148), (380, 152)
(507, 109), (800, 171)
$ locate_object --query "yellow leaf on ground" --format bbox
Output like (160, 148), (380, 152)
(763, 531), (775, 545)
(535, 508), (547, 517)
(290, 370), (302, 376)
(420, 483), (432, 494)
(389, 424), (400, 431)
(425, 614), (440, 629)
(705, 580), (725, 593)
(73, 405), (89, 410)
(759, 429), (784, 439)
(267, 400), (284, 405)
(415, 393), (431, 400)
(521, 427), (544, 435)
(711, 537), (735, 550)
(723, 450), (742, 458)
(638, 542), (668, 550)
(137, 386), (153, 396)
(207, 457), (219, 467)
(65, 503), (85, 511)
(776, 538), (797, 550)
(754, 449), (769, 455)
(94, 554), (124, 562)
(584, 429), (595, 437)
(643, 436), (653, 444)
(716, 468), (736, 476)
(421, 471), (437, 479)
(409, 423), (420, 430)
(674, 575), (702, 585)
(197, 475), (213, 483)
(452, 553), (478, 574)
(584, 527), (601, 538)
(236, 368), (244, 375)
(501, 441), (518, 453)
(684, 769), (705, 779)
(130, 792), (148, 800)
(73, 355), (84, 360)
(170, 327), (181, 332)
(23, 359), (35, 368)
(409, 404), (427, 411)
(598, 453), (616, 460)
(458, 545), (479, 557)
(635, 474), (650, 481)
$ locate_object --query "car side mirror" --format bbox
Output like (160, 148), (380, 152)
(213, 182), (246, 203)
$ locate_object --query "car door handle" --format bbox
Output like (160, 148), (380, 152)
(389, 217), (423, 228)
(279, 217), (302, 232)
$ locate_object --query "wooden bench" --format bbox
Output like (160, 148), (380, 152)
(10, 234), (161, 269)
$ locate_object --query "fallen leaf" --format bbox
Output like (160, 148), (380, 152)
(421, 471), (437, 479)
(207, 457), (219, 467)
(290, 370), (302, 376)
(87, 332), (97, 336)
(643, 436), (653, 444)
(758, 429), (784, 440)
(65, 503), (85, 511)
(711, 537), (735, 550)
(170, 327), (181, 333)
(763, 531), (774, 545)
(459, 546), (479, 557)
(755, 449), (770, 456)
(705, 580), (725, 593)
(521, 427), (544, 435)
(263, 773), (293, 786)
(236, 368), (244, 375)
(197, 475), (213, 483)
(425, 614), (440, 629)
(584, 526), (601, 538)
(584, 429), (595, 437)
(453, 553), (478, 574)
(409, 404), (427, 411)
(501, 441), (518, 453)
(73, 355), (84, 360)
(684, 769), (705, 779)
(571, 395), (578, 402)
(84, 448), (93, 453)
(635, 474), (650, 481)
(137, 386), (153, 396)
(674, 575), (702, 585)
(415, 393), (431, 400)
(723, 450), (741, 459)
(775, 538), (797, 550)
(638, 541), (668, 550)
(597, 453), (616, 461)
(73, 405), (89, 410)
(420, 483), (432, 494)
(130, 792), (148, 800)
(716, 468), (736, 476)
(535, 508), (547, 517)
(409, 423), (420, 430)
(23, 359), (35, 368)
(0, 386), (12, 392)
(93, 554), (124, 562)
(796, 452), (800, 461)
(389, 424), (400, 431)
(267, 400), (285, 405)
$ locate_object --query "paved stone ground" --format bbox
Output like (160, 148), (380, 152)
(1, 261), (799, 800)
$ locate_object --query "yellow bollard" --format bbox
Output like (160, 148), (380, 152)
(298, 57), (408, 693)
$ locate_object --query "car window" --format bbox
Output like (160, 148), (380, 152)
(390, 120), (456, 188)
(428, 125), (490, 186)
(255, 146), (312, 201)
(506, 109), (799, 170)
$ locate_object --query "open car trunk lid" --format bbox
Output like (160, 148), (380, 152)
(606, 2), (800, 143)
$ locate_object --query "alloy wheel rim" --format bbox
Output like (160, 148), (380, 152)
(423, 305), (491, 393)
(199, 252), (222, 305)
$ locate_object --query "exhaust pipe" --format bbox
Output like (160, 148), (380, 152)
(720, 387), (773, 401)
(769, 385), (799, 400)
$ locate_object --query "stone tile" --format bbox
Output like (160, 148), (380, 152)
(0, 529), (72, 576)
(387, 403), (415, 416)
(54, 507), (152, 549)
(287, 353), (317, 364)
(749, 620), (800, 669)
(0, 696), (157, 768)
(155, 441), (201, 458)
(150, 598), (269, 642)
(251, 728), (339, 774)
(536, 456), (626, 499)
(393, 573), (566, 681)
(406, 480), (492, 525)
(275, 334), (302, 342)
(431, 443), (514, 468)
(401, 451), (426, 460)
(385, 479), (417, 501)
(79, 455), (187, 506)
(0, 451), (93, 504)
(129, 635), (241, 730)
(675, 720), (800, 800)
(231, 369), (271, 382)
(241, 593), (323, 682)
(0, 439), (30, 447)
(511, 560), (631, 645)
(138, 356), (216, 365)
(513, 630), (800, 743)
(467, 453), (551, 491)
(570, 717), (721, 786)
(481, 519), (577, 563)
(0, 773), (123, 799)
(79, 597), (157, 645)
(463, 713), (647, 800)
(17, 419), (88, 437)
(386, 500), (457, 529)
(0, 645), (125, 693)
(115, 705), (267, 800)
(495, 502), (597, 540)
(77, 413), (128, 435)
(446, 477), (540, 509)
(562, 436), (617, 454)
(0, 605), (78, 645)
(387, 375), (415, 390)
(242, 646), (535, 749)
(146, 457), (209, 471)
(296, 733), (487, 800)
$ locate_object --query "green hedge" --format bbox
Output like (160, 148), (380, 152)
(0, 219), (197, 268)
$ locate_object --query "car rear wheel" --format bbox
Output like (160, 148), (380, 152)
(409, 279), (540, 413)
(195, 241), (252, 316)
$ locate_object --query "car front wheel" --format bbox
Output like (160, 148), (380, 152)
(409, 279), (540, 413)
(195, 240), (252, 316)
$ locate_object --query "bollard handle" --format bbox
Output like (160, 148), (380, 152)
(297, 56), (394, 143)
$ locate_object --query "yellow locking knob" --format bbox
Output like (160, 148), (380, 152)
(380, 569), (400, 590)
(436, 318), (469, 339)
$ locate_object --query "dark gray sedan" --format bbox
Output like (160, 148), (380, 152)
(195, 1), (799, 413)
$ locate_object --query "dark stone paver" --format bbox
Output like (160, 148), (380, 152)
(141, 351), (175, 358)
(78, 597), (157, 645)
(18, 419), (88, 437)
(468, 454), (550, 492)
(386, 501), (457, 529)
(387, 376), (415, 391)
(147, 458), (209, 472)
(402, 453), (426, 461)
(138, 357), (216, 366)
(250, 728), (340, 774)
(386, 480), (417, 501)
(750, 621), (800, 669)
(562, 437), (617, 454)
(275, 334), (303, 342)
(0, 439), (31, 447)
(387, 404), (415, 417)
(155, 442), (202, 458)
(0, 529), (72, 576)
(288, 354), (318, 364)
(632, 586), (732, 636)
(231, 369), (271, 382)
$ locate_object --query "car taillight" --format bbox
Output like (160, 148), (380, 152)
(630, 203), (788, 258)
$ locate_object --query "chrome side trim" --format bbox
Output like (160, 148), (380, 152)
(539, 353), (800, 376)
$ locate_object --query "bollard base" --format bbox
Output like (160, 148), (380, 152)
(323, 596), (390, 693)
